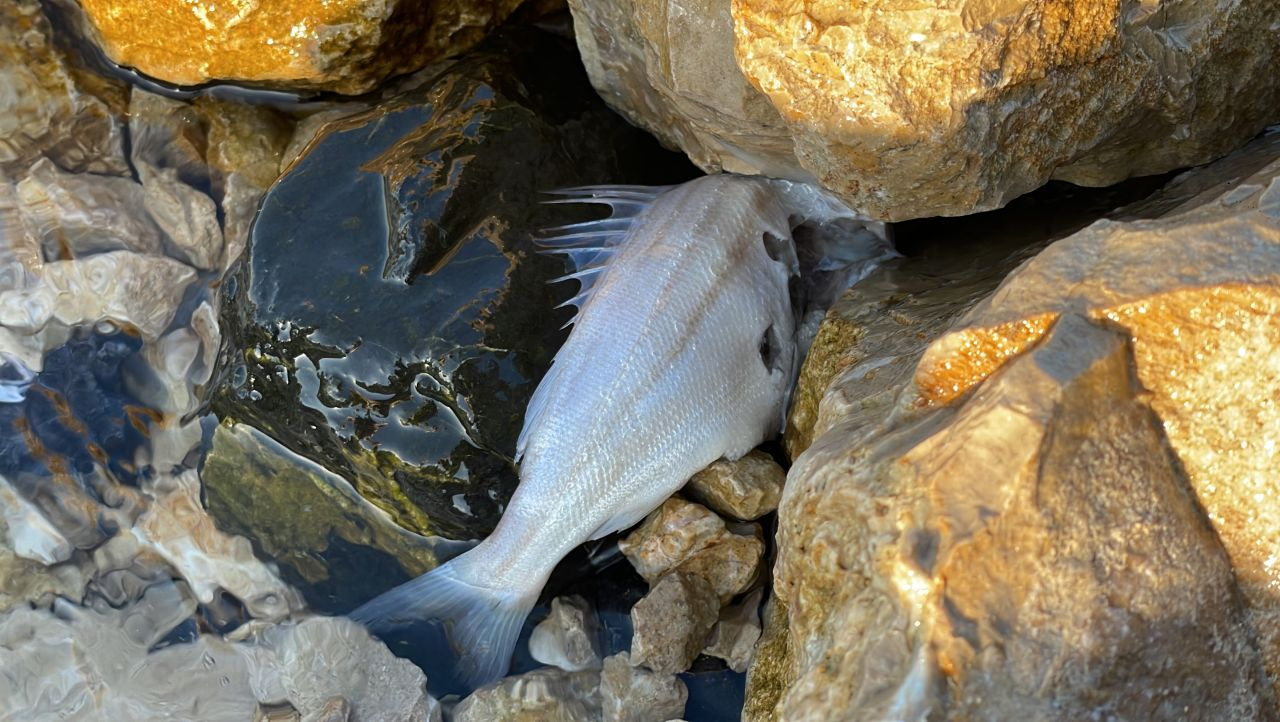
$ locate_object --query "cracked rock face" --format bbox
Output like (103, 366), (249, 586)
(749, 132), (1280, 719)
(570, 0), (1280, 220)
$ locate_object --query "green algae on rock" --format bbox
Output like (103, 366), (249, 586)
(214, 27), (695, 540)
(202, 423), (438, 614)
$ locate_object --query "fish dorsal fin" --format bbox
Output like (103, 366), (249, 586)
(517, 184), (670, 461)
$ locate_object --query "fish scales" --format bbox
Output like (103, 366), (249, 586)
(351, 174), (893, 687)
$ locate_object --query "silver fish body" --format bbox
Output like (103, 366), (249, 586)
(351, 174), (891, 686)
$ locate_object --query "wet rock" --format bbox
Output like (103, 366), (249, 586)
(571, 0), (1280, 220)
(630, 570), (720, 675)
(683, 450), (784, 521)
(15, 158), (166, 258)
(752, 133), (1280, 719)
(201, 423), (438, 615)
(134, 469), (302, 621)
(453, 666), (601, 722)
(0, 0), (128, 175)
(599, 652), (687, 722)
(77, 0), (528, 94)
(303, 697), (350, 722)
(255, 704), (302, 722)
(0, 587), (436, 721)
(703, 589), (762, 674)
(267, 617), (435, 722)
(529, 595), (602, 672)
(215, 27), (694, 538)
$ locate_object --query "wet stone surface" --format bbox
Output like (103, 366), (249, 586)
(215, 26), (695, 540)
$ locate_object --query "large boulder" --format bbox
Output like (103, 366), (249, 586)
(748, 132), (1280, 718)
(569, 0), (1280, 220)
(74, 0), (531, 94)
(214, 27), (694, 539)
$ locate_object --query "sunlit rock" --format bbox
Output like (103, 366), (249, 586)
(749, 132), (1280, 718)
(570, 0), (1280, 220)
(76, 0), (529, 94)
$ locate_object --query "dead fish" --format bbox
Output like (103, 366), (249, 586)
(351, 174), (893, 686)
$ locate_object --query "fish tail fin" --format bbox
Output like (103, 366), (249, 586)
(350, 553), (537, 688)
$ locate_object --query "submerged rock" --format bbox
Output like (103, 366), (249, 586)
(75, 0), (529, 94)
(452, 666), (602, 722)
(529, 595), (602, 673)
(0, 0), (128, 176)
(0, 591), (435, 722)
(751, 133), (1280, 718)
(202, 423), (438, 615)
(570, 0), (1280, 220)
(216, 26), (694, 539)
(599, 652), (687, 722)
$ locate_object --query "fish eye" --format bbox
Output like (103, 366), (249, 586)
(759, 323), (785, 375)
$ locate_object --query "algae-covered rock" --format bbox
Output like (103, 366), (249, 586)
(215, 27), (693, 539)
(202, 423), (437, 614)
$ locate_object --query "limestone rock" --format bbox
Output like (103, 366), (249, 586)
(703, 589), (763, 674)
(599, 652), (688, 722)
(683, 451), (784, 521)
(630, 570), (721, 675)
(0, 0), (128, 175)
(77, 0), (527, 94)
(571, 0), (1280, 220)
(268, 617), (434, 722)
(619, 498), (727, 582)
(753, 132), (1280, 718)
(529, 595), (602, 672)
(566, 0), (801, 179)
(452, 666), (601, 722)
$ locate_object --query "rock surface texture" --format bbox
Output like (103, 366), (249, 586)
(748, 133), (1280, 719)
(569, 0), (1280, 219)
(75, 0), (526, 94)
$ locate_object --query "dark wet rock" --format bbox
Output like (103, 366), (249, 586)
(599, 652), (687, 722)
(452, 666), (601, 722)
(529, 595), (602, 672)
(214, 27), (694, 538)
(201, 422), (438, 615)
(629, 570), (720, 676)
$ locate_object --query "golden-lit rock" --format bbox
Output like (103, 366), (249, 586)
(570, 0), (1280, 219)
(76, 0), (526, 94)
(751, 133), (1280, 717)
